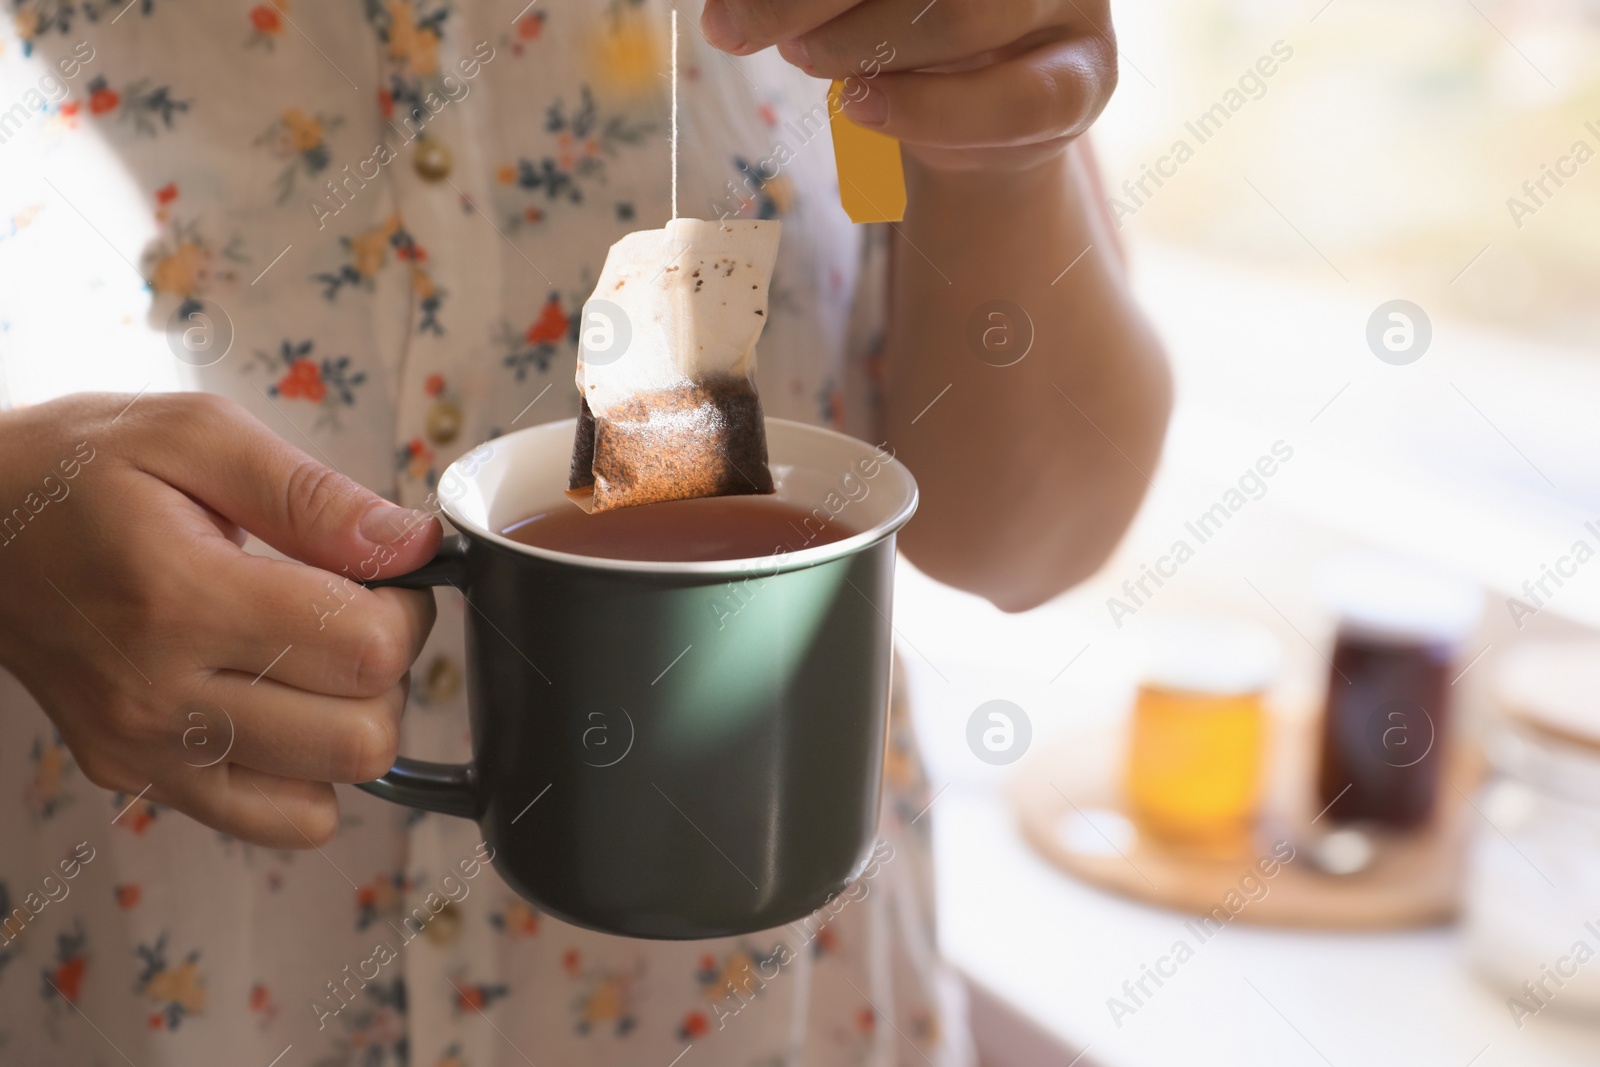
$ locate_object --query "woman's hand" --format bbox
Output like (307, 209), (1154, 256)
(0, 392), (441, 847)
(701, 0), (1117, 172)
(702, 2), (1167, 611)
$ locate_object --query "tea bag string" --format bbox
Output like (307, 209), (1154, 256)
(670, 7), (679, 220)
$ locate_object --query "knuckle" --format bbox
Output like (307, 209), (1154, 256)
(268, 788), (341, 847)
(800, 23), (858, 72)
(1065, 34), (1117, 129)
(121, 572), (163, 631)
(138, 390), (236, 438)
(126, 565), (185, 637)
(1100, 46), (1121, 104)
(113, 688), (179, 750)
(122, 701), (169, 747)
(928, 0), (984, 42)
(302, 804), (340, 846)
(409, 587), (438, 634)
(1101, 71), (1119, 114)
(183, 389), (241, 424)
(115, 392), (250, 482)
(1082, 31), (1118, 99)
(731, 0), (785, 43)
(1032, 59), (1089, 140)
(331, 704), (401, 783)
(283, 459), (359, 540)
(350, 620), (411, 696)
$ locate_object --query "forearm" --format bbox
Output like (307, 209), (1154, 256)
(882, 142), (1171, 612)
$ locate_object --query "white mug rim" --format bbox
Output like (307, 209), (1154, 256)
(435, 417), (919, 576)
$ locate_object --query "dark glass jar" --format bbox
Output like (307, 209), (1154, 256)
(1315, 628), (1453, 828)
(1311, 552), (1480, 831)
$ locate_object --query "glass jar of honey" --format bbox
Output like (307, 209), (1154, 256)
(1124, 617), (1281, 854)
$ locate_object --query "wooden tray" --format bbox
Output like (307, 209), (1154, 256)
(1012, 718), (1482, 930)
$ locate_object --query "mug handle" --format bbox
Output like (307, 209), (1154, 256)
(353, 534), (480, 820)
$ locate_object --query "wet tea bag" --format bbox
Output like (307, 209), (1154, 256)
(568, 218), (782, 512)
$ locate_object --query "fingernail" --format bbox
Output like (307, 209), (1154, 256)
(360, 504), (431, 545)
(778, 36), (811, 71)
(842, 87), (889, 128)
(700, 0), (746, 53)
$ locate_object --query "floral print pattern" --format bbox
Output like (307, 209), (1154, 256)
(136, 933), (206, 1030)
(111, 793), (159, 834)
(41, 921), (87, 1006)
(11, 0), (156, 56)
(487, 896), (540, 937)
(312, 978), (408, 1067)
(25, 734), (73, 821)
(491, 86), (656, 230)
(496, 292), (577, 380)
(245, 2), (285, 49)
(253, 339), (368, 428)
(0, 0), (960, 1064)
(257, 107), (342, 202)
(315, 216), (446, 336)
(144, 186), (247, 316)
(97, 75), (188, 134)
(564, 949), (642, 1037)
(370, 0), (449, 80)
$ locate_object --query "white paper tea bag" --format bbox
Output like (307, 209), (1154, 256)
(568, 218), (782, 512)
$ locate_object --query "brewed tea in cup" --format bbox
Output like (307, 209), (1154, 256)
(358, 417), (917, 939)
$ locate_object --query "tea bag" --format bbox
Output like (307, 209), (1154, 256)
(568, 218), (782, 512)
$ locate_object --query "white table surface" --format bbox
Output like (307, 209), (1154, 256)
(896, 244), (1600, 1067)
(933, 784), (1600, 1067)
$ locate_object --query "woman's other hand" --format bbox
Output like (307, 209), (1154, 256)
(0, 392), (441, 847)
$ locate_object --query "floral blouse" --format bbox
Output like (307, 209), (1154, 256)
(0, 2), (970, 1065)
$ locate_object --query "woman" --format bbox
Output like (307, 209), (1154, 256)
(0, 0), (1167, 1062)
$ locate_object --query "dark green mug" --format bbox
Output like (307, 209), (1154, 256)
(357, 417), (917, 939)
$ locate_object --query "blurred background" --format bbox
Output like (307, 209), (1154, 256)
(898, 1), (1600, 1064)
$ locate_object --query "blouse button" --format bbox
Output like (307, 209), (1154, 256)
(413, 138), (453, 182)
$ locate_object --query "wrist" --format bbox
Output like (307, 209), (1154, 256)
(904, 146), (1077, 221)
(901, 133), (1074, 178)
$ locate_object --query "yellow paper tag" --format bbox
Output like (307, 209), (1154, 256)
(829, 80), (906, 224)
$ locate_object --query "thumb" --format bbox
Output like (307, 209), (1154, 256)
(138, 394), (442, 578)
